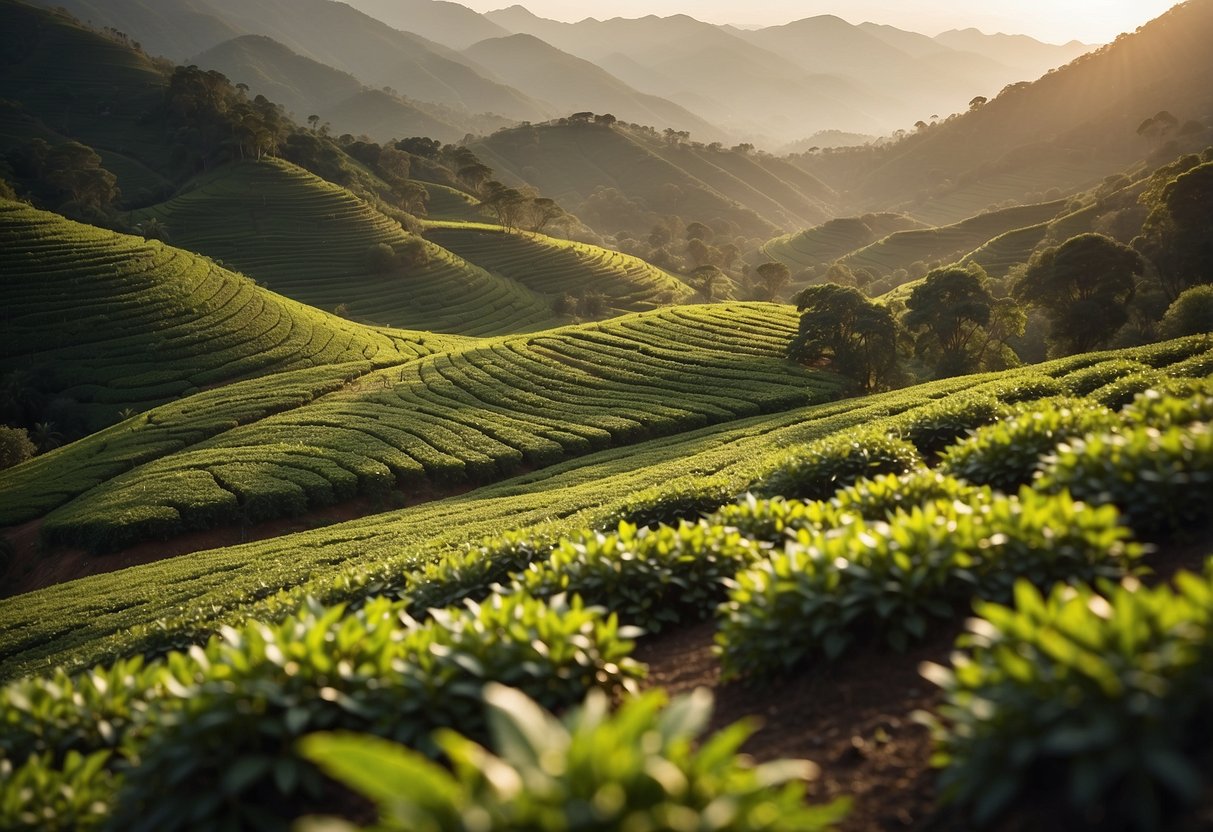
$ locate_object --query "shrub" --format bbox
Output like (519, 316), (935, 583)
(600, 479), (737, 530)
(976, 374), (1063, 404)
(398, 530), (553, 617)
(364, 242), (398, 273)
(513, 522), (763, 633)
(1039, 422), (1213, 538)
(109, 595), (643, 831)
(923, 570), (1213, 828)
(709, 495), (850, 544)
(1119, 378), (1213, 428)
(938, 398), (1119, 492)
(889, 395), (1010, 459)
(0, 425), (36, 470)
(717, 491), (1140, 679)
(1059, 359), (1151, 397)
(299, 684), (851, 832)
(831, 470), (983, 519)
(1089, 370), (1165, 410)
(1160, 285), (1213, 338)
(754, 432), (921, 501)
(0, 750), (116, 831)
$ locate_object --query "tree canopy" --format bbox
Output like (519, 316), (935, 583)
(788, 283), (898, 392)
(905, 266), (993, 377)
(1013, 233), (1144, 355)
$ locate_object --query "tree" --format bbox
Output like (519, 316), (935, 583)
(1135, 161), (1213, 299)
(0, 426), (35, 470)
(754, 261), (791, 302)
(904, 266), (993, 377)
(1014, 233), (1144, 355)
(365, 242), (398, 274)
(480, 181), (528, 231)
(44, 142), (119, 212)
(788, 284), (899, 392)
(307, 114), (320, 132)
(689, 266), (728, 303)
(1160, 285), (1213, 338)
(968, 96), (988, 111)
(527, 197), (565, 234)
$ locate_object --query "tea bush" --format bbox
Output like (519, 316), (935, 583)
(299, 683), (851, 831)
(754, 432), (921, 501)
(938, 398), (1120, 492)
(717, 491), (1140, 678)
(924, 569), (1213, 828)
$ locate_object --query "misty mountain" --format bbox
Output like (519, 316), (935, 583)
(463, 34), (726, 140)
(339, 0), (511, 50)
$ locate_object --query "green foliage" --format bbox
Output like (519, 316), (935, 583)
(1038, 422), (1213, 538)
(904, 266), (994, 377)
(365, 241), (398, 273)
(888, 395), (1010, 459)
(1159, 284), (1213, 338)
(600, 479), (737, 529)
(1013, 233), (1145, 355)
(514, 522), (763, 633)
(300, 684), (850, 832)
(789, 283), (899, 391)
(108, 594), (643, 831)
(754, 432), (922, 501)
(398, 531), (553, 618)
(831, 470), (983, 519)
(938, 398), (1120, 492)
(1119, 377), (1213, 428)
(1060, 360), (1151, 397)
(0, 426), (35, 470)
(924, 570), (1213, 828)
(717, 490), (1140, 678)
(0, 750), (116, 831)
(1136, 161), (1213, 299)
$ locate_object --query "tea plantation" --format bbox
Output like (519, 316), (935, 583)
(1, 333), (1211, 829)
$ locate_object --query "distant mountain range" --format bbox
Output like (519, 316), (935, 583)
(32, 0), (1094, 146)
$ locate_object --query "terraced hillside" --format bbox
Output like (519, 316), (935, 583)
(134, 159), (559, 335)
(417, 181), (485, 222)
(0, 199), (440, 430)
(758, 214), (924, 273)
(839, 200), (1068, 279)
(426, 222), (695, 313)
(11, 304), (841, 554)
(2, 334), (1209, 683)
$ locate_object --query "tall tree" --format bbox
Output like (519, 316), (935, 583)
(1014, 233), (1144, 355)
(754, 261), (791, 302)
(789, 283), (899, 392)
(1135, 161), (1213, 299)
(905, 266), (993, 377)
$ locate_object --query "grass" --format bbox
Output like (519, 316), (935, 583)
(0, 199), (438, 430)
(425, 221), (695, 313)
(134, 159), (560, 336)
(1, 335), (1208, 681)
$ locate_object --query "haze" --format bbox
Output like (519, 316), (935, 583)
(475, 0), (1177, 43)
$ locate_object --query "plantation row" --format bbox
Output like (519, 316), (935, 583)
(2, 369), (1210, 829)
(29, 304), (842, 552)
(839, 199), (1066, 279)
(1, 334), (1208, 682)
(0, 200), (431, 428)
(758, 214), (923, 273)
(426, 222), (696, 313)
(135, 160), (559, 336)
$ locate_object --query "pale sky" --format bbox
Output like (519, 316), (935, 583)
(467, 1), (1179, 44)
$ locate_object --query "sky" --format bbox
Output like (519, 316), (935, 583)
(466, 1), (1179, 44)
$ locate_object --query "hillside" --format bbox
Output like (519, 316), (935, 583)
(0, 199), (439, 431)
(469, 121), (831, 238)
(340, 0), (511, 51)
(133, 159), (559, 336)
(28, 0), (553, 123)
(758, 214), (926, 273)
(2, 304), (840, 556)
(815, 0), (1213, 211)
(425, 222), (696, 312)
(463, 34), (723, 140)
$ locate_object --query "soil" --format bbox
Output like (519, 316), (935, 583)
(631, 535), (1213, 832)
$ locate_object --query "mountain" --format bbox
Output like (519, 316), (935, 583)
(462, 34), (724, 139)
(340, 0), (511, 50)
(29, 0), (553, 122)
(934, 28), (1093, 73)
(831, 0), (1213, 213)
(469, 120), (835, 238)
(189, 35), (466, 141)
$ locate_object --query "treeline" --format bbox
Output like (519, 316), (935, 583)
(786, 149), (1213, 392)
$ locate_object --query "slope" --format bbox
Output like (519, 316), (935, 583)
(133, 159), (558, 336)
(0, 199), (436, 431)
(2, 334), (1209, 680)
(758, 214), (926, 273)
(425, 222), (695, 312)
(7, 304), (842, 553)
(463, 34), (723, 140)
(340, 0), (511, 51)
